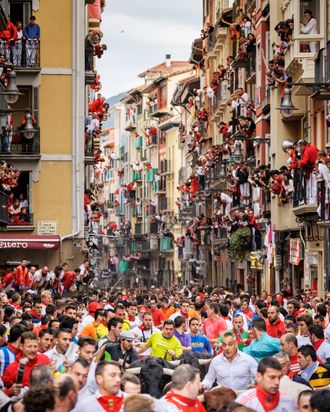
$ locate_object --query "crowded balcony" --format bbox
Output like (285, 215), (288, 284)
(145, 126), (158, 147)
(125, 106), (137, 131)
(0, 166), (34, 231)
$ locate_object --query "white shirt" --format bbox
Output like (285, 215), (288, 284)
(325, 323), (330, 343)
(297, 335), (312, 347)
(316, 339), (330, 362)
(301, 17), (318, 35)
(78, 314), (94, 333)
(45, 346), (66, 369)
(236, 388), (296, 412)
(33, 270), (52, 287)
(87, 118), (99, 133)
(131, 326), (160, 356)
(279, 375), (310, 401)
(202, 351), (258, 390)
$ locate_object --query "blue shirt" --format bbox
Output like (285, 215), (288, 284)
(243, 332), (280, 362)
(24, 23), (40, 39)
(191, 332), (213, 354)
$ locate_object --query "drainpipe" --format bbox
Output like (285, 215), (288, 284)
(70, 0), (84, 245)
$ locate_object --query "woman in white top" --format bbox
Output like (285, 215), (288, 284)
(300, 9), (318, 53)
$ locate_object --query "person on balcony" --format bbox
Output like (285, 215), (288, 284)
(316, 153), (330, 219)
(12, 21), (23, 66)
(300, 9), (318, 53)
(0, 16), (16, 62)
(8, 198), (21, 224)
(24, 16), (40, 67)
(0, 112), (12, 153)
(297, 139), (319, 205)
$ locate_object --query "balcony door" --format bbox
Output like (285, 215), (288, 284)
(9, 0), (32, 26)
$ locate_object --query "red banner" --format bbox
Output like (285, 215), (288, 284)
(0, 235), (60, 250)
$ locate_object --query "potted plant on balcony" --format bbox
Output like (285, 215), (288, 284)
(228, 227), (252, 261)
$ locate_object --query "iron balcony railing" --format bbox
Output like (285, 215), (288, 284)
(3, 39), (41, 68)
(1, 128), (40, 155)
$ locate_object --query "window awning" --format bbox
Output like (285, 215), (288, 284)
(0, 235), (60, 250)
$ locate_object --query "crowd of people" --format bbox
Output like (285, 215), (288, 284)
(0, 266), (329, 411)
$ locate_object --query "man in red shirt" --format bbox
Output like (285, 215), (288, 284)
(297, 139), (319, 204)
(266, 306), (285, 339)
(3, 331), (50, 393)
(280, 333), (300, 375)
(149, 297), (165, 329)
(202, 303), (227, 346)
(15, 259), (28, 291)
(62, 268), (79, 292)
(1, 269), (16, 290)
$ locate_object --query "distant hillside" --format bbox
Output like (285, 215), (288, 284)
(103, 92), (126, 128)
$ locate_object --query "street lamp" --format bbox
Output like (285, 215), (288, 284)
(0, 71), (23, 104)
(22, 113), (37, 139)
(219, 162), (227, 179)
(233, 140), (242, 159)
(282, 139), (295, 152)
(276, 86), (298, 118)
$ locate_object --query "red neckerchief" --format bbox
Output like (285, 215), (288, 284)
(128, 314), (135, 322)
(165, 390), (206, 412)
(97, 393), (124, 412)
(7, 343), (20, 356)
(30, 310), (41, 319)
(313, 338), (325, 351)
(256, 385), (280, 412)
(180, 310), (189, 318)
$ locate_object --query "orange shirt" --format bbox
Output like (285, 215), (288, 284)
(80, 321), (99, 339)
(164, 306), (175, 320)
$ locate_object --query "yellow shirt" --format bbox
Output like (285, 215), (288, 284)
(95, 323), (108, 340)
(146, 332), (183, 361)
(122, 319), (130, 331)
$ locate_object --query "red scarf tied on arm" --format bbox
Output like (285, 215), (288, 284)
(256, 385), (280, 412)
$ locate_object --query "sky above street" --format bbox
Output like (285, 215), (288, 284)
(97, 0), (202, 98)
